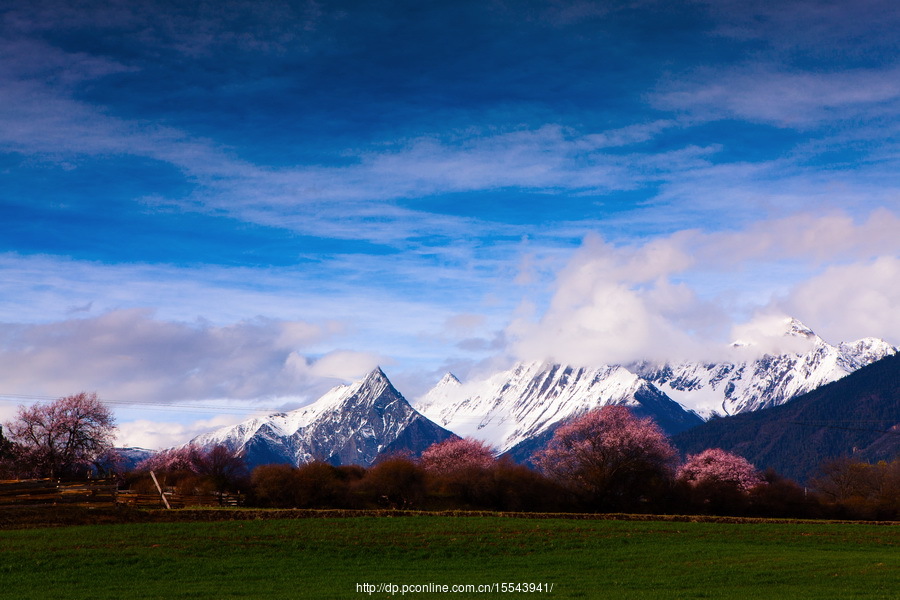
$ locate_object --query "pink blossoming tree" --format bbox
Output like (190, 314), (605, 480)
(137, 444), (208, 474)
(4, 392), (116, 478)
(677, 448), (764, 492)
(533, 405), (677, 510)
(136, 443), (247, 498)
(420, 437), (495, 473)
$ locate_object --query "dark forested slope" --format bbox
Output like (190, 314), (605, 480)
(673, 353), (900, 482)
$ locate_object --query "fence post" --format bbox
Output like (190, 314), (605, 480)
(149, 471), (171, 509)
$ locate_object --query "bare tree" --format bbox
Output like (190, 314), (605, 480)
(4, 392), (116, 478)
(0, 425), (19, 477)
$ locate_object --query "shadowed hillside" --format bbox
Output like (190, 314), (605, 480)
(673, 353), (900, 483)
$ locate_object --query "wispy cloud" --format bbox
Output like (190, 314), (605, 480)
(655, 66), (900, 128)
(702, 0), (900, 58)
(0, 34), (655, 247)
(115, 415), (249, 450)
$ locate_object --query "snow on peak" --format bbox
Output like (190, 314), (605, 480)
(640, 323), (898, 419)
(416, 361), (670, 454)
(785, 317), (817, 339)
(190, 366), (453, 468)
(362, 365), (389, 383)
(729, 315), (821, 356)
(837, 337), (898, 370)
(438, 372), (462, 387)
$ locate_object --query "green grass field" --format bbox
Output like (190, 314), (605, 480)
(0, 515), (896, 599)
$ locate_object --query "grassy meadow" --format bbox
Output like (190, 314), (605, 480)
(0, 514), (896, 599)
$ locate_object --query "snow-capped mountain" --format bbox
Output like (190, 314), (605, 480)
(113, 447), (156, 470)
(184, 317), (894, 469)
(415, 361), (703, 456)
(415, 318), (896, 456)
(634, 318), (897, 418)
(192, 367), (455, 468)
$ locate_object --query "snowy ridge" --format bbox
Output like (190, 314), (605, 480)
(415, 361), (701, 454)
(192, 367), (454, 467)
(187, 318), (895, 467)
(415, 318), (895, 453)
(635, 319), (897, 417)
(192, 382), (352, 450)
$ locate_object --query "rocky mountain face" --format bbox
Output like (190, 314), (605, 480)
(415, 361), (704, 456)
(191, 367), (456, 468)
(633, 319), (896, 418)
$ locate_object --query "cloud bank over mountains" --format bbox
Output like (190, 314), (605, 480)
(2, 208), (896, 418)
(507, 210), (900, 367)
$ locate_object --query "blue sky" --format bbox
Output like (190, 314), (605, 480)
(1, 0), (899, 448)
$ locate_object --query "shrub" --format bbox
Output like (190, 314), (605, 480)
(357, 457), (425, 509)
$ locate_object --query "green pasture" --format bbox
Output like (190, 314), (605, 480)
(0, 515), (896, 599)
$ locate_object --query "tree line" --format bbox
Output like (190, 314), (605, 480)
(1, 394), (897, 519)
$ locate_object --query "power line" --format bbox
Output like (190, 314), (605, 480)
(0, 393), (298, 416)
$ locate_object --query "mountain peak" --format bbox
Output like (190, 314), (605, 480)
(362, 366), (389, 384)
(785, 317), (816, 339)
(191, 365), (454, 468)
(438, 372), (461, 387)
(730, 315), (820, 349)
(348, 366), (396, 406)
(417, 361), (702, 454)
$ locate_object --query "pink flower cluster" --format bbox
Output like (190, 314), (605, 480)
(420, 437), (495, 473)
(533, 405), (677, 484)
(676, 448), (764, 492)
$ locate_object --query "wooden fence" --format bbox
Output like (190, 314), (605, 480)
(116, 490), (243, 509)
(0, 478), (117, 508)
(0, 479), (243, 509)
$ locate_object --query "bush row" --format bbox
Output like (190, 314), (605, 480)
(123, 453), (900, 520)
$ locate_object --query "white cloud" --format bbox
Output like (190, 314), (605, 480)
(728, 313), (818, 356)
(506, 234), (722, 365)
(0, 309), (341, 402)
(506, 209), (900, 365)
(307, 350), (388, 380)
(115, 414), (250, 450)
(692, 208), (900, 266)
(780, 256), (900, 344)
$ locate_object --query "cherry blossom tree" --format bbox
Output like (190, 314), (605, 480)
(419, 437), (497, 508)
(136, 444), (246, 483)
(4, 392), (116, 478)
(676, 448), (764, 492)
(533, 405), (677, 509)
(420, 437), (495, 473)
(136, 443), (248, 500)
(676, 448), (765, 514)
(136, 444), (208, 474)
